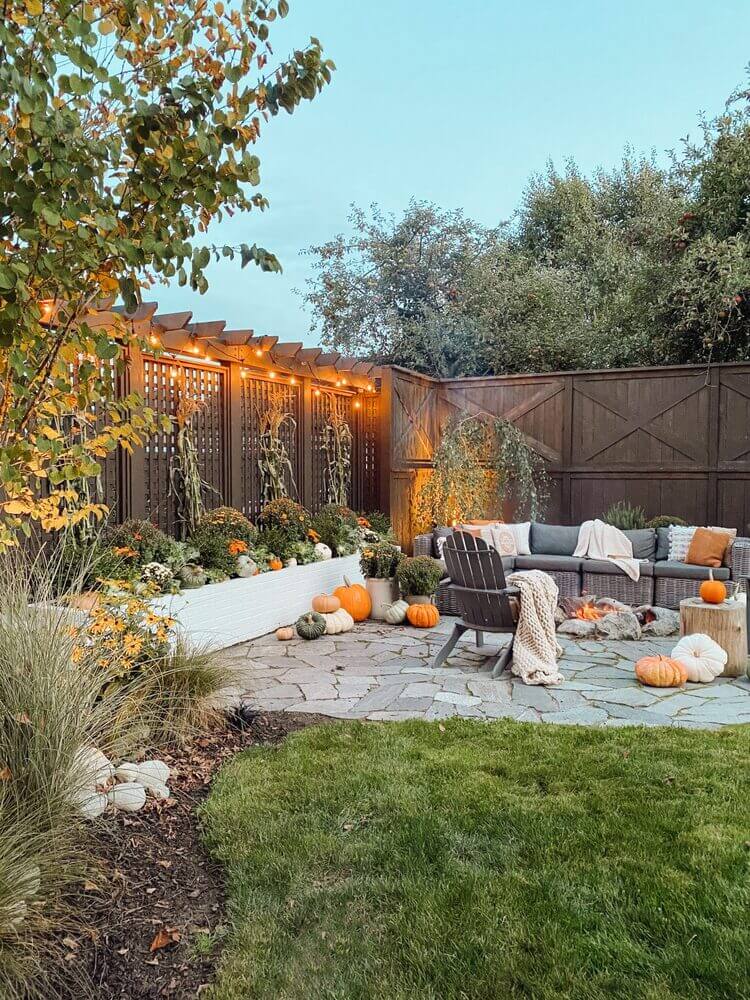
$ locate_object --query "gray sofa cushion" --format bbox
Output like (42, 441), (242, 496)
(529, 524), (580, 557)
(515, 554), (583, 572)
(655, 527), (670, 561)
(582, 559), (653, 576)
(623, 528), (656, 561)
(653, 560), (730, 581)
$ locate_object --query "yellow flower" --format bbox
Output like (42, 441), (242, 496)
(123, 633), (143, 657)
(71, 645), (85, 664)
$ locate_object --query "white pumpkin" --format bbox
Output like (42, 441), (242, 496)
(285, 557), (298, 567)
(383, 599), (409, 625)
(236, 554), (257, 578)
(115, 759), (170, 792)
(314, 542), (332, 561)
(323, 608), (355, 635)
(73, 745), (114, 790)
(107, 781), (147, 813)
(671, 632), (727, 683)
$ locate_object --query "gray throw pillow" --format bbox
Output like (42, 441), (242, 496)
(655, 527), (670, 561)
(623, 528), (656, 561)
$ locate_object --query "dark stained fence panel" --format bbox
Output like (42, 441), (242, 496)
(239, 375), (302, 521)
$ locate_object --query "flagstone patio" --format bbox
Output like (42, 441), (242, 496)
(224, 618), (750, 730)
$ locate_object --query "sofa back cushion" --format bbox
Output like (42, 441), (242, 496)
(655, 527), (670, 561)
(623, 528), (656, 561)
(530, 523), (580, 557)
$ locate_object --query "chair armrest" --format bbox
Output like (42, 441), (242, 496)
(449, 584), (521, 599)
(730, 538), (750, 580)
(413, 533), (434, 558)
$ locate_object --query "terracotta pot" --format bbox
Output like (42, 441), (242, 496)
(405, 594), (431, 605)
(366, 577), (399, 620)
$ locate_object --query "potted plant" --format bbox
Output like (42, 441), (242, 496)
(395, 555), (444, 606)
(359, 542), (403, 620)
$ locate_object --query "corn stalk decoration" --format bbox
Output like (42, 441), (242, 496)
(322, 393), (352, 507)
(169, 384), (210, 538)
(257, 394), (296, 503)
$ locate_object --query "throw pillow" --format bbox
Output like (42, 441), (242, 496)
(505, 521), (531, 556)
(685, 527), (733, 568)
(488, 524), (518, 557)
(668, 525), (697, 562)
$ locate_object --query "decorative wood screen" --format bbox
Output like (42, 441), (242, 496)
(239, 375), (302, 520)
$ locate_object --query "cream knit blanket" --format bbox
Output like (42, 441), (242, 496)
(506, 570), (564, 686)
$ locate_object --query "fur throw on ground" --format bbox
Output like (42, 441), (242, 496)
(507, 569), (564, 686)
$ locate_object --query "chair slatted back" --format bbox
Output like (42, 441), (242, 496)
(443, 531), (516, 629)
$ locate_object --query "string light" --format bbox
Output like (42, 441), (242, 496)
(191, 343), (200, 355)
(335, 379), (342, 387)
(366, 384), (374, 392)
(268, 371), (276, 379)
(255, 348), (263, 357)
(149, 334), (160, 348)
(314, 388), (321, 397)
(169, 367), (178, 379)
(289, 376), (297, 385)
(354, 400), (361, 409)
(240, 368), (248, 379)
(341, 377), (348, 385)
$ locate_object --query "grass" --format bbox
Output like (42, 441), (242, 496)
(202, 719), (750, 1000)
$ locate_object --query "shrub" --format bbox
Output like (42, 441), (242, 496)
(646, 514), (688, 530)
(601, 502), (648, 531)
(310, 504), (360, 556)
(358, 510), (393, 538)
(140, 561), (175, 593)
(103, 519), (177, 566)
(360, 542), (403, 579)
(254, 526), (296, 563)
(395, 555), (444, 597)
(286, 540), (319, 565)
(258, 499), (311, 539)
(190, 508), (255, 576)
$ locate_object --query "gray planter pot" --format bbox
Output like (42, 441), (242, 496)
(405, 594), (432, 605)
(366, 577), (399, 620)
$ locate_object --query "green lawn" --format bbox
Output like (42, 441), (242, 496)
(201, 720), (750, 1000)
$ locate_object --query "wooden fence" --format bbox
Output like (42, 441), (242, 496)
(379, 362), (750, 549)
(102, 347), (380, 534)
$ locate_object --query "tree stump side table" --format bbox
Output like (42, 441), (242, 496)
(679, 596), (748, 677)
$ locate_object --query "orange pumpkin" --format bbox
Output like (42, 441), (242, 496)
(269, 558), (283, 571)
(333, 576), (372, 621)
(635, 654), (687, 688)
(276, 626), (295, 641)
(312, 593), (341, 614)
(699, 570), (727, 605)
(406, 603), (440, 629)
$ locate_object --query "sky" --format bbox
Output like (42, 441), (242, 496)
(154, 0), (750, 345)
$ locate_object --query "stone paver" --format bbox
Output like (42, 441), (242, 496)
(230, 619), (750, 730)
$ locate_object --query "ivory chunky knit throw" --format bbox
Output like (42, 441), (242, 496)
(507, 569), (564, 686)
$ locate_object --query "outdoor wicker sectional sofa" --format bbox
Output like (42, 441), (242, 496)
(414, 523), (750, 615)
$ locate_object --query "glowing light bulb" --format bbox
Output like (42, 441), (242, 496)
(269, 371), (276, 379)
(149, 334), (160, 348)
(354, 400), (361, 409)
(289, 376), (297, 385)
(314, 389), (321, 397)
(255, 348), (263, 357)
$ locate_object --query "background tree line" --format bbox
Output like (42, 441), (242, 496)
(302, 81), (750, 377)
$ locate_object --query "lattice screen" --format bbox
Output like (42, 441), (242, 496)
(142, 358), (226, 535)
(239, 375), (302, 520)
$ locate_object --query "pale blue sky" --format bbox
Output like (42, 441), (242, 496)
(155, 0), (750, 343)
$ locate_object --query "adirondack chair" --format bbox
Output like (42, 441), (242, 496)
(433, 531), (520, 678)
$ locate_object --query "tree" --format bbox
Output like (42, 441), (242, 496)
(0, 0), (333, 547)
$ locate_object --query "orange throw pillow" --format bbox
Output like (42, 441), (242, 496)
(685, 527), (732, 568)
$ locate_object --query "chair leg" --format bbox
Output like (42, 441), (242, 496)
(488, 637), (514, 679)
(433, 623), (467, 669)
(475, 630), (484, 648)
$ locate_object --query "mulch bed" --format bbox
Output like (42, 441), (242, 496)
(64, 710), (325, 999)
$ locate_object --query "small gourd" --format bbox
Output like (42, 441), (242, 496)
(314, 542), (332, 561)
(236, 554), (258, 578)
(178, 562), (207, 589)
(699, 570), (727, 605)
(635, 654), (687, 688)
(312, 593), (341, 614)
(406, 603), (440, 629)
(671, 633), (726, 683)
(323, 608), (354, 635)
(276, 626), (295, 641)
(383, 599), (409, 625)
(295, 612), (327, 641)
(333, 576), (372, 621)
(268, 557), (283, 572)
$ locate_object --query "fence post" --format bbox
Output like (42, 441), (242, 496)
(227, 361), (244, 512)
(125, 343), (147, 519)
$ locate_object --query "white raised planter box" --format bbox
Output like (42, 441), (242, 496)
(149, 554), (364, 650)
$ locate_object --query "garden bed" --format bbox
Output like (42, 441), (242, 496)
(149, 554), (364, 649)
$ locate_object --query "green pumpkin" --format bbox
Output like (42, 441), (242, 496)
(384, 599), (409, 625)
(295, 611), (327, 641)
(178, 562), (207, 589)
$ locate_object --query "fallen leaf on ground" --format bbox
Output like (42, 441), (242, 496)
(149, 927), (181, 952)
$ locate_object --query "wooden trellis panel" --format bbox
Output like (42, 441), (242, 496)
(352, 393), (380, 512)
(141, 358), (226, 535)
(310, 390), (354, 510)
(239, 375), (302, 520)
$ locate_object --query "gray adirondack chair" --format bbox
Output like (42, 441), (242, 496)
(433, 531), (520, 678)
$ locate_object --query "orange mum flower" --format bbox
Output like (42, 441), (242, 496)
(228, 539), (249, 555)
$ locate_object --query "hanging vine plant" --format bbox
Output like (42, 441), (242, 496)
(169, 382), (211, 538)
(256, 393), (296, 503)
(413, 413), (549, 529)
(322, 393), (352, 507)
